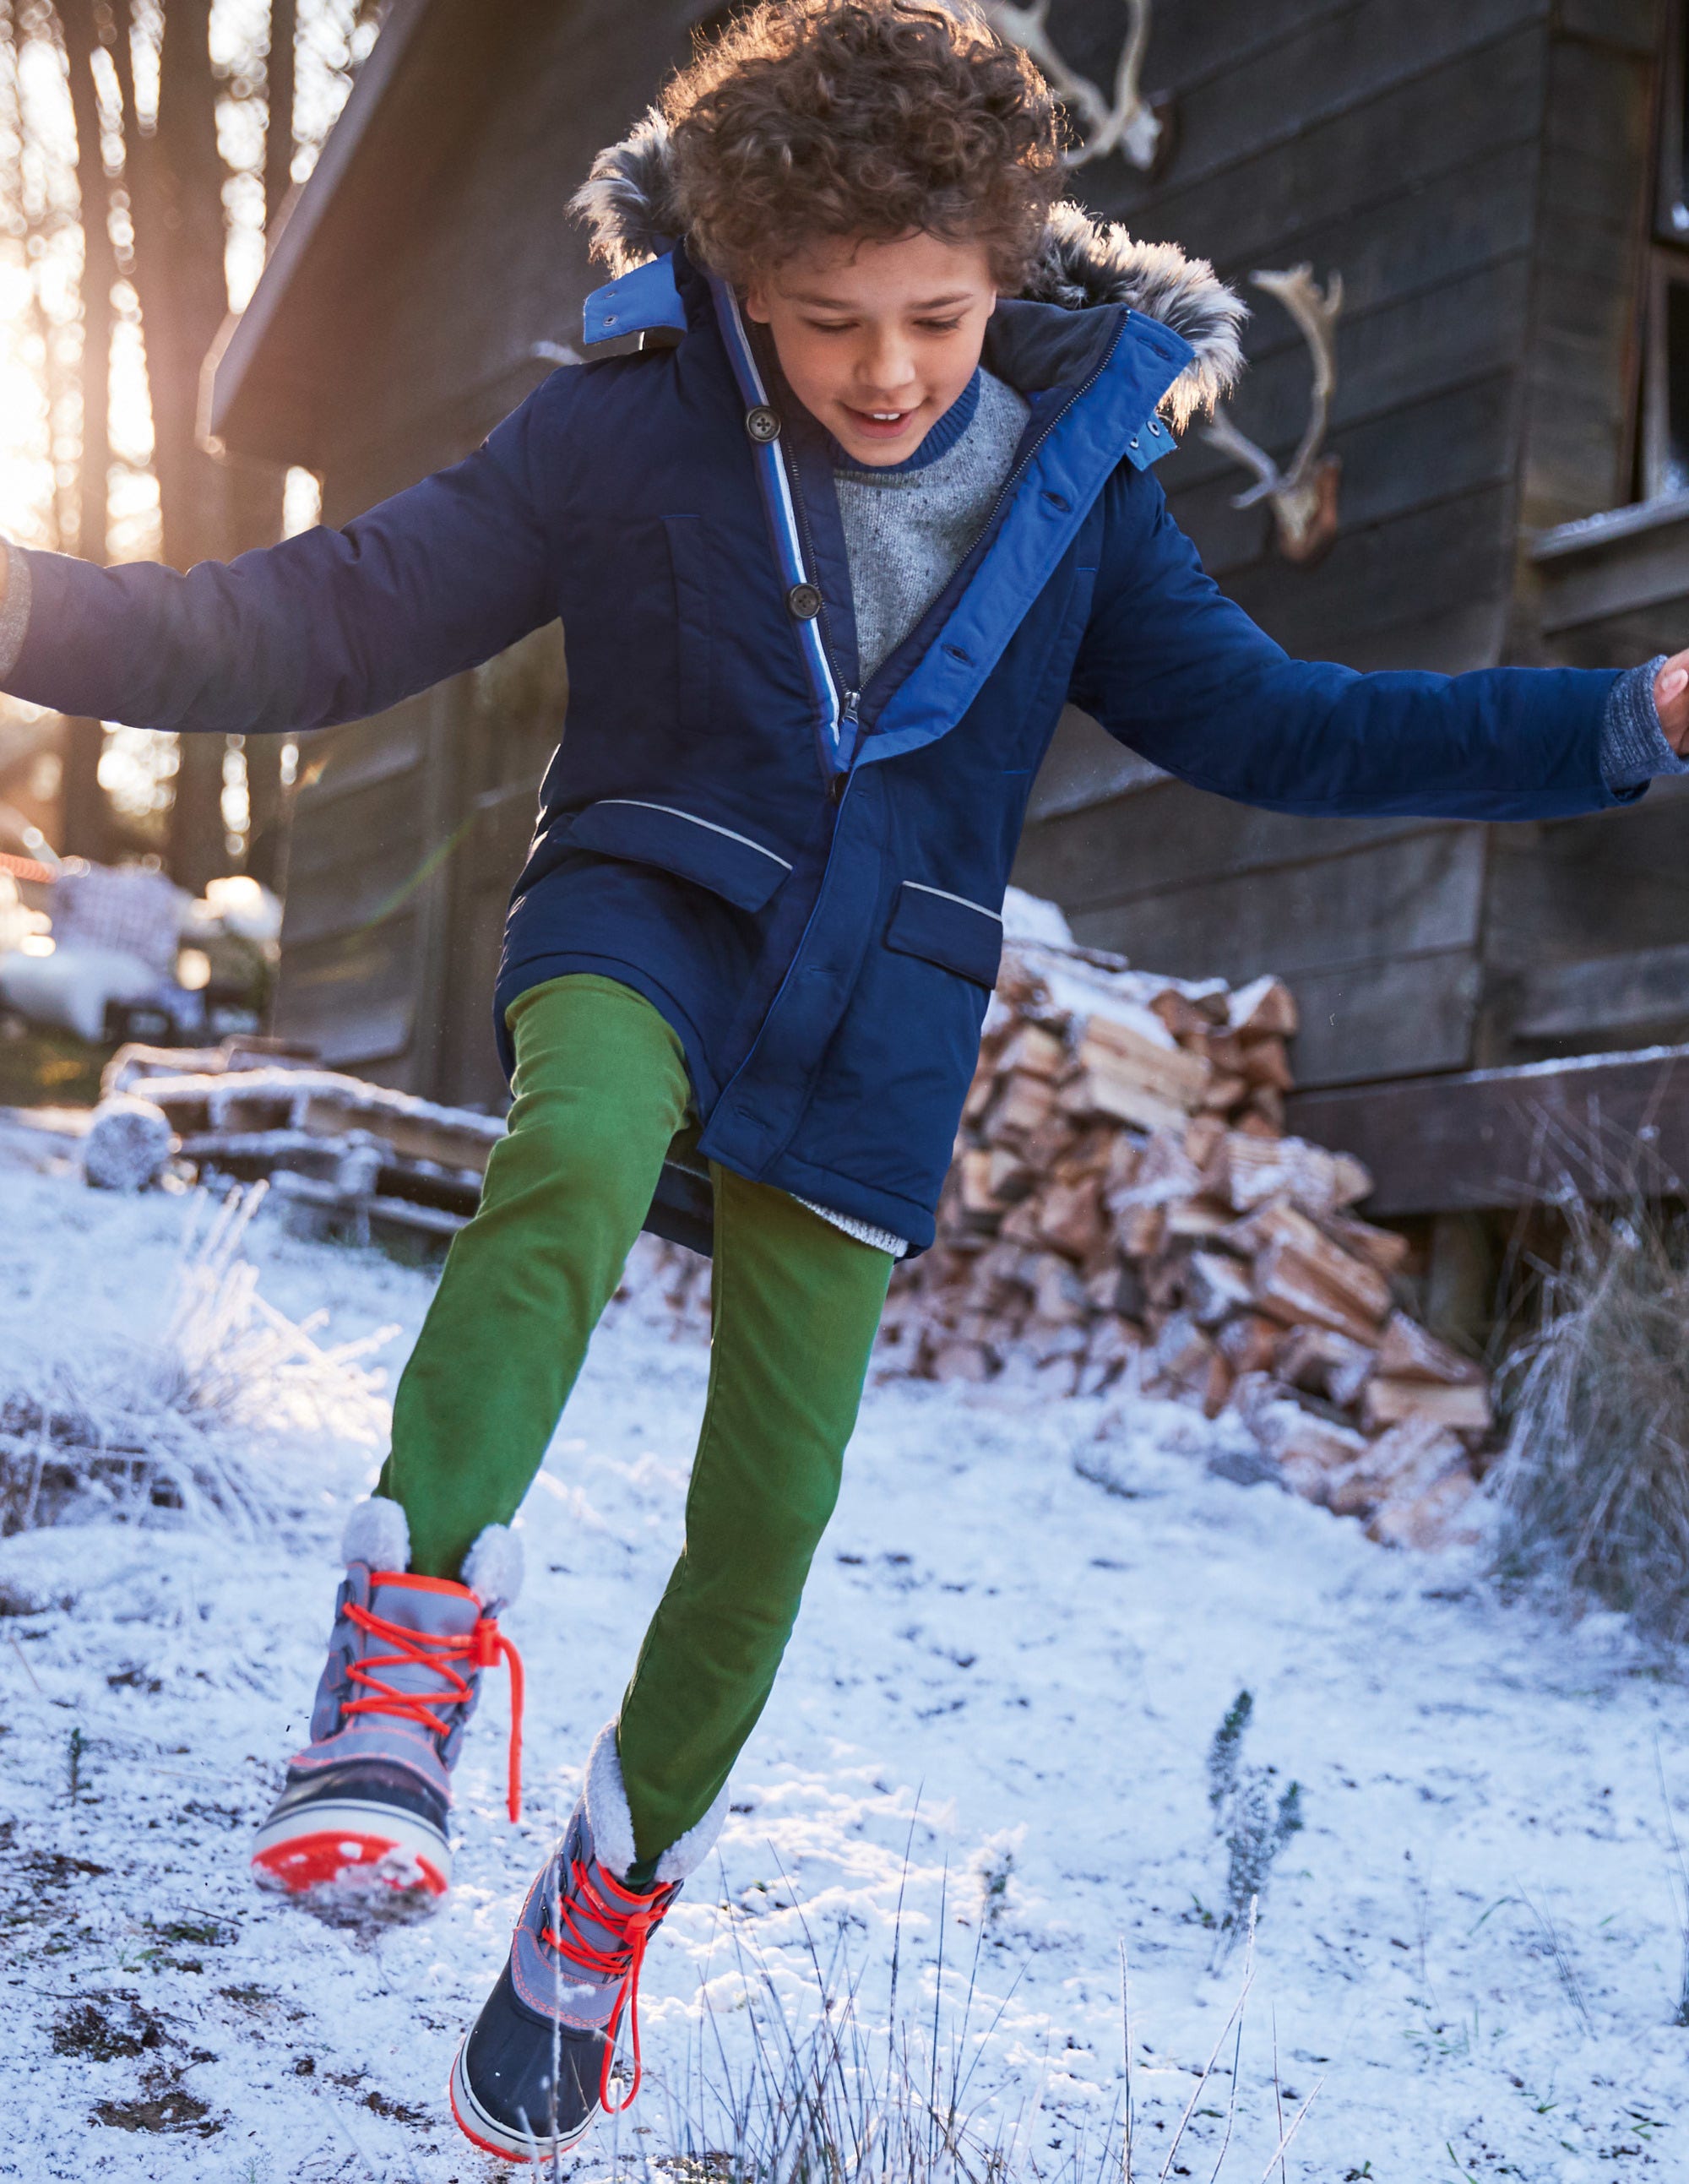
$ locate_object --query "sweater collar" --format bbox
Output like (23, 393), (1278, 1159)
(828, 369), (983, 476)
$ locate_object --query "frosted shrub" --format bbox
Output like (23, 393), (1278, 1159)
(1205, 1690), (1304, 1964)
(0, 1184), (394, 1535)
(1489, 1198), (1689, 1644)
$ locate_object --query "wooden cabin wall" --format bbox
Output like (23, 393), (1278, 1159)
(1016, 0), (1577, 1092)
(1510, 0), (1661, 547)
(1458, 3), (1689, 1074)
(271, 0), (705, 1099)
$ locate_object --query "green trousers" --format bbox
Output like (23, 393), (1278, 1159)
(376, 974), (893, 1864)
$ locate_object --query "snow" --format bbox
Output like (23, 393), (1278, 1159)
(3, 1143), (1688, 2181)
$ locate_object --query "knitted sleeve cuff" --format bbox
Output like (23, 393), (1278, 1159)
(1600, 655), (1689, 791)
(0, 542), (32, 684)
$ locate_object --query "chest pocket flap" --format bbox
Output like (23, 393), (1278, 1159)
(569, 799), (792, 913)
(884, 880), (1004, 988)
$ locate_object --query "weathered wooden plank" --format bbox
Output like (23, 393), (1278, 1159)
(1541, 30), (1656, 166)
(1166, 255), (1533, 497)
(1062, 829), (1487, 988)
(1116, 0), (1364, 99)
(1325, 597), (1510, 673)
(273, 912), (424, 1075)
(1220, 486), (1515, 659)
(1512, 943), (1689, 1043)
(1482, 778), (1689, 973)
(1532, 494), (1689, 636)
(1013, 775), (1433, 910)
(1285, 1044), (1689, 1214)
(1130, 27), (1545, 280)
(1091, 0), (1547, 215)
(1181, 371), (1521, 580)
(289, 708), (430, 809)
(438, 777), (546, 1109)
(1554, 0), (1665, 53)
(1285, 950), (1485, 1089)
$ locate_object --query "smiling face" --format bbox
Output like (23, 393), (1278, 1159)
(743, 230), (997, 466)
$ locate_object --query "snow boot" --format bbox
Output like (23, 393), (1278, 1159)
(448, 1721), (726, 2160)
(252, 1496), (524, 1906)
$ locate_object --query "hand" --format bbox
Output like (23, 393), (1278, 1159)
(1656, 647), (1689, 752)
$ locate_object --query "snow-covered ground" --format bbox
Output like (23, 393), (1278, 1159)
(3, 1140), (1688, 2182)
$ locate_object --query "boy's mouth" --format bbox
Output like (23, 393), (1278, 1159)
(839, 404), (921, 442)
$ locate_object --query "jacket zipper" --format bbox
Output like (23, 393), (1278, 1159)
(783, 448), (850, 784)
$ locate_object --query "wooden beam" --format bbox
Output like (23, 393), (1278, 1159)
(1284, 1045), (1689, 1214)
(1531, 495), (1689, 657)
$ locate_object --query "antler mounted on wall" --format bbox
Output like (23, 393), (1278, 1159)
(984, 0), (1175, 175)
(1203, 265), (1344, 567)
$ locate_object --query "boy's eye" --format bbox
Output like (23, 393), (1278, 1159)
(805, 319), (857, 334)
(917, 317), (965, 334)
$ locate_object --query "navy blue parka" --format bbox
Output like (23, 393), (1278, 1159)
(1, 177), (1632, 1249)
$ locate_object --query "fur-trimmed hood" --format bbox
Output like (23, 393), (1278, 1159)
(570, 110), (1244, 432)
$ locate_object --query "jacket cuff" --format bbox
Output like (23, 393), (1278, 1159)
(0, 542), (33, 684)
(1600, 655), (1688, 791)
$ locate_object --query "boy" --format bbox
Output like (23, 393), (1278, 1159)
(4, 0), (1686, 2158)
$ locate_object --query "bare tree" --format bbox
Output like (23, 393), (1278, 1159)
(55, 0), (116, 860)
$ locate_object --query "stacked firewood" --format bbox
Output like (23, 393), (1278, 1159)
(874, 897), (1491, 1550)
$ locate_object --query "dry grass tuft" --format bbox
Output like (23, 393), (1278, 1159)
(1488, 1197), (1689, 1644)
(0, 1184), (394, 1536)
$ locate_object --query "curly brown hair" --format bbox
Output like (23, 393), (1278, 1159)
(664, 2), (1063, 290)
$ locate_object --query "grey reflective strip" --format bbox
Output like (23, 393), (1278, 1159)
(902, 879), (1002, 923)
(592, 799), (793, 870)
(0, 543), (33, 682)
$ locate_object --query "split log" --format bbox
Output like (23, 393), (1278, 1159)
(1377, 1312), (1485, 1384)
(1326, 1416), (1469, 1519)
(1216, 1312), (1282, 1376)
(1318, 1210), (1410, 1276)
(1274, 1324), (1377, 1410)
(1250, 1213), (1393, 1343)
(1035, 1173), (1107, 1259)
(981, 1069), (1057, 1144)
(1360, 1377), (1493, 1436)
(1186, 1250), (1256, 1328)
(1203, 1131), (1372, 1219)
(1367, 1469), (1480, 1551)
(1229, 975), (1299, 1038)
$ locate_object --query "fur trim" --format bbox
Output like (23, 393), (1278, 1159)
(583, 1720), (729, 1884)
(568, 113), (1245, 428)
(340, 1494), (410, 1574)
(654, 1774), (732, 1886)
(569, 107), (683, 280)
(460, 1522), (524, 1611)
(1020, 204), (1245, 430)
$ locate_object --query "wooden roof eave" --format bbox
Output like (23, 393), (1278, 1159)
(200, 0), (444, 471)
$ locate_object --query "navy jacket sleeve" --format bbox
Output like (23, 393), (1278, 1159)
(1069, 465), (1628, 823)
(2, 378), (565, 737)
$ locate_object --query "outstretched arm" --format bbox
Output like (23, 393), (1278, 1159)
(1071, 465), (1680, 823)
(0, 374), (569, 738)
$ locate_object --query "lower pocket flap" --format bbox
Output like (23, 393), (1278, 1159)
(884, 880), (1003, 987)
(568, 799), (791, 913)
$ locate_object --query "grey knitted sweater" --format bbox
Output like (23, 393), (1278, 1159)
(834, 367), (1031, 686)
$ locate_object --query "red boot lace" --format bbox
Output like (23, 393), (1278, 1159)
(540, 1856), (676, 2112)
(340, 1595), (526, 1822)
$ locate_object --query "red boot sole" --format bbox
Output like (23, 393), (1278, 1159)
(251, 1828), (448, 1898)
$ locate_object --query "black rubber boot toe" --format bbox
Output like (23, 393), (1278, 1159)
(449, 1959), (606, 2160)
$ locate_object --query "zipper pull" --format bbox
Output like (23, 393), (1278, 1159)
(842, 688), (860, 725)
